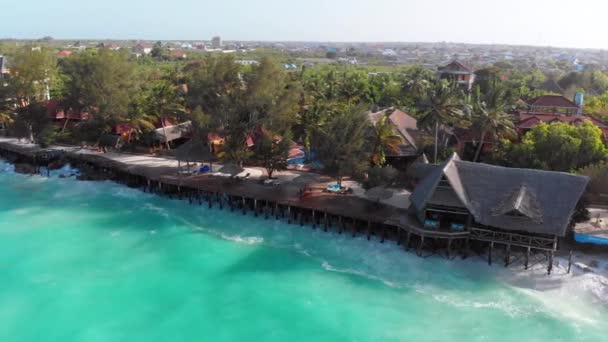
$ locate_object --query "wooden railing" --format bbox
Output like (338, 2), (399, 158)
(469, 227), (557, 251)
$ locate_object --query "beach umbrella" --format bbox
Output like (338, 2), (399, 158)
(365, 186), (393, 200)
(174, 139), (214, 163)
(219, 163), (244, 176)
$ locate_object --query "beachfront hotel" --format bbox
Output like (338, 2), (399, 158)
(402, 153), (589, 273)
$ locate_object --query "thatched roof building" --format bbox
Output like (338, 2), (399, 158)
(409, 153), (589, 237)
(173, 138), (214, 163)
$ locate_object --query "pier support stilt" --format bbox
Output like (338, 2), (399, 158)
(525, 247), (530, 270)
(547, 251), (554, 275)
(504, 244), (511, 267)
(417, 236), (425, 256)
(447, 238), (452, 259)
(366, 221), (371, 240)
(488, 242), (494, 266)
(567, 249), (573, 274)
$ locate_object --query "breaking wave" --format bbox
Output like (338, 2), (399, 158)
(321, 261), (402, 289)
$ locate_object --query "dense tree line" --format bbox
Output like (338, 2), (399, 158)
(3, 46), (608, 184)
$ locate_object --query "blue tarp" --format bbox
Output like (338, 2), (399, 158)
(574, 233), (608, 245)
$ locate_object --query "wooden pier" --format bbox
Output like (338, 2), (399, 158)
(0, 139), (566, 273)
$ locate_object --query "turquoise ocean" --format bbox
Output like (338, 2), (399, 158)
(1, 160), (607, 341)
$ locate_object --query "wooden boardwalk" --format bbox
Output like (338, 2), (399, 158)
(0, 137), (568, 273)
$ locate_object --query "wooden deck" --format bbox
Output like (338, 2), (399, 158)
(0, 137), (569, 274)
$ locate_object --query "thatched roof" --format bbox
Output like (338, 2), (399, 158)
(492, 185), (543, 224)
(173, 139), (214, 162)
(409, 153), (589, 236)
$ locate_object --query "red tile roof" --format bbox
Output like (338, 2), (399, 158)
(56, 50), (73, 58)
(517, 113), (608, 136)
(438, 60), (472, 73)
(170, 51), (186, 58)
(114, 123), (136, 134)
(46, 100), (88, 120)
(527, 95), (578, 109)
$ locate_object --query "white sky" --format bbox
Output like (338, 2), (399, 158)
(1, 0), (607, 49)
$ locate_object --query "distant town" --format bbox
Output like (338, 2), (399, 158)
(1, 36), (606, 73)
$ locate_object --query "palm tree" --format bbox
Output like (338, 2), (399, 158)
(469, 87), (516, 162)
(401, 66), (434, 107)
(417, 80), (465, 163)
(297, 100), (325, 155)
(370, 115), (403, 166)
(147, 81), (185, 150)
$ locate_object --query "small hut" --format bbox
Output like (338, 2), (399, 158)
(173, 138), (215, 173)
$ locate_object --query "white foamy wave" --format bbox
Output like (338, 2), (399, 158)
(0, 163), (15, 173)
(293, 243), (312, 257)
(47, 164), (81, 178)
(321, 261), (402, 289)
(111, 187), (142, 199)
(490, 255), (608, 327)
(223, 234), (264, 245)
(191, 226), (264, 245)
(142, 203), (170, 218)
(10, 207), (38, 216)
(430, 293), (527, 318)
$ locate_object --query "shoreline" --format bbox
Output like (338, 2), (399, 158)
(3, 158), (608, 312)
(0, 137), (407, 242)
(2, 137), (608, 276)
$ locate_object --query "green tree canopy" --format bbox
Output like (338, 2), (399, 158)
(468, 85), (516, 162)
(61, 49), (138, 130)
(255, 129), (292, 179)
(370, 115), (403, 166)
(5, 46), (57, 109)
(313, 106), (370, 187)
(241, 57), (300, 132)
(417, 80), (466, 163)
(495, 121), (607, 172)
